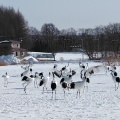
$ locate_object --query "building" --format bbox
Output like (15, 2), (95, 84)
(27, 52), (55, 61)
(0, 40), (27, 57)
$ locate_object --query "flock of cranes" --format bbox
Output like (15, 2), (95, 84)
(1, 62), (120, 99)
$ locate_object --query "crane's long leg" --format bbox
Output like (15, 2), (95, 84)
(63, 89), (65, 98)
(33, 80), (35, 88)
(24, 84), (28, 93)
(4, 80), (8, 87)
(115, 83), (119, 91)
(6, 80), (8, 87)
(55, 90), (56, 99)
(34, 79), (38, 88)
(76, 91), (78, 98)
(79, 90), (81, 98)
(22, 82), (26, 87)
(42, 86), (44, 94)
(52, 90), (53, 99)
(114, 82), (116, 91)
(4, 80), (5, 87)
(46, 86), (48, 93)
(36, 79), (38, 88)
(24, 83), (30, 93)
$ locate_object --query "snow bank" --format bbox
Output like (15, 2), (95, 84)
(21, 55), (38, 63)
(0, 54), (20, 64)
(0, 52), (89, 65)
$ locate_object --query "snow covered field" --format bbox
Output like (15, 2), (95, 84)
(0, 53), (120, 120)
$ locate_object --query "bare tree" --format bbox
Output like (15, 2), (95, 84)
(40, 23), (59, 52)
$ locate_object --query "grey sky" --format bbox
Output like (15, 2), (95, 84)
(1, 0), (120, 30)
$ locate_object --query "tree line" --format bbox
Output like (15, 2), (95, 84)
(0, 6), (120, 60)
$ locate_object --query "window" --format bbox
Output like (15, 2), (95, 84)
(16, 52), (18, 56)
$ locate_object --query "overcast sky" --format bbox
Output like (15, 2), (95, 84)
(1, 0), (120, 30)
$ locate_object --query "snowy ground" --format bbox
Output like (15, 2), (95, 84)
(0, 54), (120, 120)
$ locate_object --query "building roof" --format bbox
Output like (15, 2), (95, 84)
(0, 40), (10, 44)
(9, 40), (21, 44)
(0, 40), (21, 44)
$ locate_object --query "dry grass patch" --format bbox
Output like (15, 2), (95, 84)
(0, 62), (8, 66)
(103, 56), (120, 66)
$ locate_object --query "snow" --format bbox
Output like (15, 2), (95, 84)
(0, 53), (120, 120)
(0, 54), (20, 64)
(55, 52), (89, 61)
(28, 52), (53, 58)
(28, 52), (89, 61)
(0, 52), (88, 64)
(21, 56), (39, 63)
